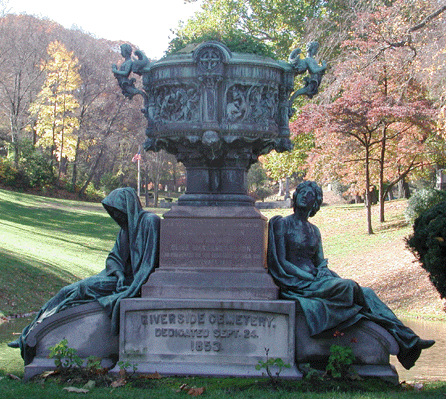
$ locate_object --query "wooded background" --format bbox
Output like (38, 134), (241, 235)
(1, 0), (445, 231)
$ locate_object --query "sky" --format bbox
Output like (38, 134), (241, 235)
(6, 0), (203, 60)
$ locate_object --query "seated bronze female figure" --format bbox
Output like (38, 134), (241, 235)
(267, 181), (434, 369)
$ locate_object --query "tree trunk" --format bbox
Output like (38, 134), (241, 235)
(378, 126), (387, 223)
(365, 146), (374, 234)
(278, 180), (284, 196)
(71, 136), (81, 191)
(144, 172), (150, 207)
(79, 146), (104, 197)
(285, 176), (290, 200)
(153, 175), (159, 208)
(397, 177), (410, 199)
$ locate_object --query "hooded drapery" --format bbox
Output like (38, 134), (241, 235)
(267, 215), (429, 370)
(9, 187), (160, 364)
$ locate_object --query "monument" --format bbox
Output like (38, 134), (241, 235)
(112, 40), (305, 378)
(110, 41), (412, 382)
(13, 40), (429, 384)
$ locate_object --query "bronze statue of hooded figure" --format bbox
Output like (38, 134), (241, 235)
(9, 187), (160, 364)
(267, 181), (434, 370)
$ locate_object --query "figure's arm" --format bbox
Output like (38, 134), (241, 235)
(273, 219), (315, 281)
(112, 60), (132, 77)
(312, 225), (339, 278)
(307, 59), (327, 75)
(312, 225), (325, 267)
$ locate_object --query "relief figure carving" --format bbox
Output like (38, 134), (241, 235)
(154, 85), (200, 122)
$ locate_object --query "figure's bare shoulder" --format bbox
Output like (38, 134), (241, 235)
(310, 222), (322, 238)
(270, 215), (287, 235)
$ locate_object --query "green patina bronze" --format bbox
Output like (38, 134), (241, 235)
(9, 188), (160, 364)
(267, 181), (435, 370)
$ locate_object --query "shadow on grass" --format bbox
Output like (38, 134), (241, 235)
(376, 219), (409, 233)
(0, 249), (80, 315)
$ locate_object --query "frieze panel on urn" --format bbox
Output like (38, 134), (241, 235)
(152, 84), (200, 123)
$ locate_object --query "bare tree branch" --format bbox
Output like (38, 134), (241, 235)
(387, 5), (446, 49)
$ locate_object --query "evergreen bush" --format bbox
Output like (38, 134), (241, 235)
(407, 200), (446, 299)
(404, 188), (446, 223)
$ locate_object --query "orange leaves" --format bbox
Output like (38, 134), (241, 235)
(177, 383), (206, 396)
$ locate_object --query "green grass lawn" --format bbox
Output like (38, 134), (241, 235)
(1, 371), (445, 399)
(0, 189), (165, 317)
(1, 189), (445, 397)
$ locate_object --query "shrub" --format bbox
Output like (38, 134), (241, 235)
(406, 200), (446, 299)
(100, 172), (122, 195)
(0, 159), (18, 186)
(326, 344), (355, 379)
(48, 339), (83, 372)
(0, 140), (54, 189)
(83, 183), (105, 202)
(168, 29), (276, 58)
(19, 143), (55, 188)
(254, 186), (274, 202)
(0, 158), (29, 188)
(404, 188), (446, 223)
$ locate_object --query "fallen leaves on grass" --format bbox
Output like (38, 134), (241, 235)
(401, 381), (424, 391)
(63, 387), (89, 393)
(177, 383), (205, 396)
(7, 373), (20, 380)
(40, 370), (59, 379)
(111, 378), (127, 388)
(187, 387), (205, 396)
(139, 372), (162, 379)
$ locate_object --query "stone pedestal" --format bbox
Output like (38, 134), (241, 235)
(122, 204), (291, 378)
(142, 205), (278, 300)
(112, 298), (300, 378)
(23, 302), (118, 381)
(294, 305), (400, 384)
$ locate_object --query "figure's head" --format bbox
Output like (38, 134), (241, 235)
(102, 187), (142, 229)
(306, 42), (319, 58)
(120, 43), (132, 58)
(292, 181), (323, 217)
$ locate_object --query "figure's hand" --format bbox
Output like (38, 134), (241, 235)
(112, 64), (118, 73)
(115, 271), (126, 292)
(316, 268), (331, 279)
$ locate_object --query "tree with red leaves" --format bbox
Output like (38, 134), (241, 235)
(296, 1), (440, 234)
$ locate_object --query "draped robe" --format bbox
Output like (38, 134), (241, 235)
(9, 187), (160, 364)
(267, 215), (426, 370)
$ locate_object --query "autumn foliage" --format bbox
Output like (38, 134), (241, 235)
(293, 0), (442, 233)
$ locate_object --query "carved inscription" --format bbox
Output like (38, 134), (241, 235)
(160, 219), (266, 269)
(120, 300), (295, 369)
(124, 309), (281, 360)
(148, 312), (275, 352)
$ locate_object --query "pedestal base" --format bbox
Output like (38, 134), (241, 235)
(142, 270), (278, 300)
(112, 298), (301, 378)
(22, 302), (118, 381)
(142, 205), (278, 300)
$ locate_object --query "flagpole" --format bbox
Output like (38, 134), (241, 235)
(137, 145), (141, 198)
